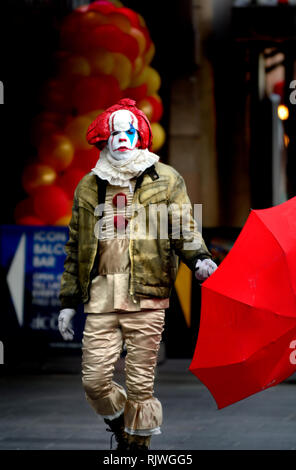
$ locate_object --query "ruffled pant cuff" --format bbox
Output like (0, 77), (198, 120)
(85, 381), (127, 417)
(124, 426), (161, 436)
(124, 397), (162, 436)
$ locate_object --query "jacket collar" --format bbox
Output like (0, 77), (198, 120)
(95, 164), (159, 205)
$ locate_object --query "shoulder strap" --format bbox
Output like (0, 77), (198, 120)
(134, 164), (159, 192)
(95, 176), (107, 211)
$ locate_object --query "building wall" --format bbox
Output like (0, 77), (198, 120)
(168, 0), (252, 228)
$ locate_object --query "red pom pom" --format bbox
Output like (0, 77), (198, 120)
(112, 192), (127, 208)
(113, 215), (128, 230)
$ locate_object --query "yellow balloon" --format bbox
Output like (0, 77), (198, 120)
(38, 134), (74, 172)
(64, 115), (93, 150)
(22, 164), (57, 195)
(111, 53), (132, 90)
(130, 66), (161, 95)
(129, 27), (146, 55)
(54, 213), (72, 226)
(138, 99), (153, 121)
(88, 49), (115, 75)
(86, 109), (104, 121)
(151, 123), (166, 152)
(146, 67), (161, 95)
(108, 13), (131, 33)
(60, 55), (91, 77)
(138, 14), (146, 27)
(130, 66), (147, 88)
(80, 11), (107, 29)
(132, 56), (144, 78)
(144, 42), (155, 66)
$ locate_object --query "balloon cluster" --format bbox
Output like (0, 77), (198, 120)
(16, 0), (166, 226)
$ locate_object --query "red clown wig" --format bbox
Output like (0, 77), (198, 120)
(86, 98), (153, 151)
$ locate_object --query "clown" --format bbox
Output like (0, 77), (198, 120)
(58, 99), (217, 452)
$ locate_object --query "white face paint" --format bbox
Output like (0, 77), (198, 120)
(108, 109), (139, 161)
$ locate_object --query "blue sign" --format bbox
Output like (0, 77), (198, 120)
(0, 225), (85, 344)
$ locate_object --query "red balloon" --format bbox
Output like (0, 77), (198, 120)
(16, 216), (45, 226)
(71, 76), (122, 114)
(70, 147), (100, 173)
(31, 120), (61, 147)
(22, 163), (57, 195)
(117, 7), (141, 28)
(105, 76), (123, 107)
(138, 26), (152, 53)
(123, 84), (148, 102)
(145, 95), (164, 122)
(57, 168), (86, 199)
(33, 186), (71, 225)
(32, 111), (66, 128)
(39, 78), (72, 113)
(60, 12), (83, 51)
(38, 133), (74, 172)
(88, 25), (139, 62)
(14, 198), (35, 222)
(88, 1), (117, 15)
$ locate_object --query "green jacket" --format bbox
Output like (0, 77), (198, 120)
(59, 161), (212, 310)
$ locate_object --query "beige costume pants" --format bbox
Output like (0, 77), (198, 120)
(81, 309), (165, 436)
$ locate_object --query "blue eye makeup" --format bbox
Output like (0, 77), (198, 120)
(125, 124), (136, 145)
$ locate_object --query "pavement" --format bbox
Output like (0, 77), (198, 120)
(0, 354), (296, 451)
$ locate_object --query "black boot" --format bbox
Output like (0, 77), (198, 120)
(104, 414), (129, 451)
(127, 434), (151, 453)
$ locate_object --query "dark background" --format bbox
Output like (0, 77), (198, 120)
(0, 0), (202, 366)
(0, 0), (196, 224)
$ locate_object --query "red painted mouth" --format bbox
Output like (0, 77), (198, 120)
(115, 146), (132, 151)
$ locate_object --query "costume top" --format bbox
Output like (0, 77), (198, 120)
(84, 177), (169, 314)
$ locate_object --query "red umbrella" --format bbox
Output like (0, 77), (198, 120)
(189, 197), (296, 409)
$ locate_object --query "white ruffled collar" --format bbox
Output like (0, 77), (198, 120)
(91, 147), (159, 187)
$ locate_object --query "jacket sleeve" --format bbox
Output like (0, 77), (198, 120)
(59, 187), (82, 310)
(168, 172), (212, 272)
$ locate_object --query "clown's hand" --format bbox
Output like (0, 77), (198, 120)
(58, 309), (76, 341)
(195, 259), (217, 282)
